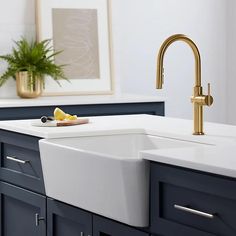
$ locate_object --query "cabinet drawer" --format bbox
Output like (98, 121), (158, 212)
(0, 130), (45, 194)
(150, 163), (236, 236)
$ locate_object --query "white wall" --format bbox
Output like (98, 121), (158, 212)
(112, 0), (228, 123)
(227, 0), (236, 125)
(0, 0), (36, 98)
(0, 0), (231, 124)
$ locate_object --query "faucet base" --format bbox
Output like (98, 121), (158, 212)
(193, 132), (205, 135)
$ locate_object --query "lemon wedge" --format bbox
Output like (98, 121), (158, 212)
(54, 107), (66, 121)
(67, 115), (78, 120)
(65, 113), (71, 120)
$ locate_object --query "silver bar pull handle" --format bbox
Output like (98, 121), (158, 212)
(174, 204), (214, 219)
(35, 213), (44, 226)
(6, 156), (29, 164)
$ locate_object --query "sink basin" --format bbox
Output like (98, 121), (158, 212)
(39, 133), (206, 227)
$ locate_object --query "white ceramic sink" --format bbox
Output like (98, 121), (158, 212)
(39, 133), (207, 227)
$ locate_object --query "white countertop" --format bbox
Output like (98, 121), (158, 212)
(0, 114), (236, 178)
(141, 146), (236, 179)
(0, 94), (165, 108)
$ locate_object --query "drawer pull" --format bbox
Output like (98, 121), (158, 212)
(174, 204), (214, 219)
(35, 213), (44, 226)
(6, 156), (30, 164)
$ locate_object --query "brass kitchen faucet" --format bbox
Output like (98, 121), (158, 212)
(156, 34), (213, 135)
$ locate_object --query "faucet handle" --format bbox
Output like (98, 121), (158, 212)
(206, 83), (213, 106)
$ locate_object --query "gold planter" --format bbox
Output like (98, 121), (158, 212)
(16, 71), (43, 98)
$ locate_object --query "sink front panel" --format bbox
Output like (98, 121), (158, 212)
(39, 138), (150, 227)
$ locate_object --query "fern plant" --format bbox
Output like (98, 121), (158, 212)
(0, 38), (68, 87)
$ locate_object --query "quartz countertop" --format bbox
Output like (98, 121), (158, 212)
(0, 114), (236, 178)
(141, 146), (236, 179)
(0, 94), (165, 108)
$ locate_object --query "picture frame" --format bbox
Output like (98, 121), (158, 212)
(36, 0), (114, 96)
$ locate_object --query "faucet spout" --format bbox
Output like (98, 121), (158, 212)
(156, 34), (201, 89)
(156, 34), (213, 135)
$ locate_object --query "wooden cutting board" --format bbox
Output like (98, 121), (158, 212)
(57, 118), (89, 126)
(31, 118), (89, 127)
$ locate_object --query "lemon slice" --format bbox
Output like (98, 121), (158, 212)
(54, 107), (66, 121)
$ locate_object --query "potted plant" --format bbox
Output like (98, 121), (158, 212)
(0, 38), (68, 98)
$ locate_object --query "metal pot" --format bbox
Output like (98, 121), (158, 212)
(16, 71), (43, 98)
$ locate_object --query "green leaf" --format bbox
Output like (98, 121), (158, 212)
(0, 37), (69, 87)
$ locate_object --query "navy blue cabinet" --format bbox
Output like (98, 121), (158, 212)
(0, 130), (45, 194)
(0, 102), (164, 120)
(150, 162), (236, 236)
(0, 181), (46, 236)
(47, 198), (92, 236)
(47, 199), (149, 236)
(93, 215), (149, 236)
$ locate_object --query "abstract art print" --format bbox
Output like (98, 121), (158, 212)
(37, 0), (113, 95)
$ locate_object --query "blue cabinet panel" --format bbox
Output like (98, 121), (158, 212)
(150, 162), (236, 236)
(93, 215), (149, 236)
(0, 102), (164, 120)
(0, 182), (46, 236)
(47, 198), (92, 236)
(0, 130), (45, 194)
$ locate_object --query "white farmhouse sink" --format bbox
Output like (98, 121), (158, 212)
(39, 133), (206, 227)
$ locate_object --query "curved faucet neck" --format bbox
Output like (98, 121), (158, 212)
(157, 34), (202, 88)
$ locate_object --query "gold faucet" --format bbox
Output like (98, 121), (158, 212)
(156, 34), (213, 135)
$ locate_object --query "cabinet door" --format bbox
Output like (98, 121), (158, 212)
(93, 215), (149, 236)
(47, 198), (92, 236)
(0, 181), (46, 236)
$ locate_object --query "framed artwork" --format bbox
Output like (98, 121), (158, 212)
(36, 0), (114, 95)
